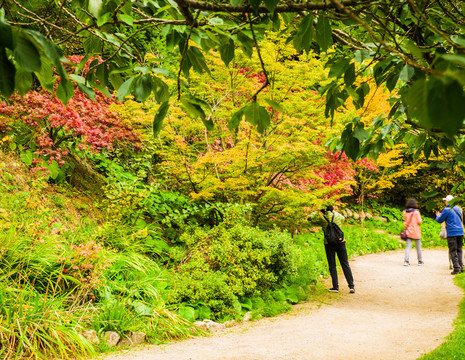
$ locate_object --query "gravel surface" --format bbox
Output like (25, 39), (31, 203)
(99, 248), (462, 360)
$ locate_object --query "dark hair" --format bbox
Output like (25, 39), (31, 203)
(405, 198), (418, 209)
(326, 205), (334, 212)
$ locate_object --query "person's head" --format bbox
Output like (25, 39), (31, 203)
(405, 198), (418, 209)
(443, 195), (454, 204)
(326, 205), (334, 212)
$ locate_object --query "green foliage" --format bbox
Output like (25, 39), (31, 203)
(150, 34), (354, 230)
(168, 207), (300, 319)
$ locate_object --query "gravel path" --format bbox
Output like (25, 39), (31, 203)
(100, 248), (463, 360)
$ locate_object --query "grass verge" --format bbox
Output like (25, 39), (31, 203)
(418, 273), (465, 360)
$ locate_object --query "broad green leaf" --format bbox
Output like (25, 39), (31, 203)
(83, 34), (102, 54)
(353, 127), (369, 142)
(243, 102), (260, 125)
(380, 123), (395, 139)
(423, 139), (431, 160)
(109, 72), (124, 89)
(178, 307), (195, 322)
(405, 78), (429, 125)
(26, 30), (68, 83)
(194, 305), (212, 321)
(345, 86), (359, 104)
(228, 108), (245, 130)
(294, 14), (313, 54)
(414, 132), (426, 147)
(230, 0), (244, 6)
(132, 301), (152, 316)
(439, 137), (454, 149)
(0, 18), (13, 49)
(437, 163), (453, 169)
(14, 33), (41, 72)
(264, 98), (284, 113)
(219, 39), (235, 67)
(426, 76), (465, 136)
(186, 47), (210, 75)
(249, 0), (261, 12)
(354, 49), (372, 63)
(116, 76), (136, 100)
(47, 160), (60, 180)
(209, 18), (224, 25)
(256, 106), (271, 134)
(373, 57), (394, 86)
(344, 63), (356, 86)
(236, 32), (253, 58)
(316, 17), (332, 52)
(69, 74), (86, 84)
(134, 75), (152, 102)
(15, 68), (33, 96)
(88, 80), (111, 98)
(244, 103), (271, 133)
(180, 95), (210, 128)
(264, 0), (279, 14)
(399, 64), (415, 82)
(422, 190), (440, 199)
(402, 39), (423, 59)
(345, 135), (360, 161)
(451, 36), (465, 48)
(88, 0), (104, 17)
(95, 63), (109, 87)
(152, 77), (170, 103)
(201, 117), (214, 130)
(35, 55), (55, 92)
(20, 150), (34, 166)
(118, 13), (134, 26)
(77, 83), (96, 100)
(0, 47), (15, 97)
(328, 58), (350, 78)
(56, 79), (74, 105)
(153, 102), (169, 137)
(97, 12), (112, 27)
(76, 54), (91, 73)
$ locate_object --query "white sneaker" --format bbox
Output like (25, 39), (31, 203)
(404, 262), (409, 266)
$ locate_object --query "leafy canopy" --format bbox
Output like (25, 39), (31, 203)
(2, 1), (465, 158)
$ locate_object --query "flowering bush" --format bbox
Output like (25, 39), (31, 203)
(0, 56), (141, 181)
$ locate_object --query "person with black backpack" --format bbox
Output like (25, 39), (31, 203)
(308, 205), (355, 293)
(436, 195), (464, 275)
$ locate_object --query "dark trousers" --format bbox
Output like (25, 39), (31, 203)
(325, 242), (354, 290)
(448, 235), (464, 271)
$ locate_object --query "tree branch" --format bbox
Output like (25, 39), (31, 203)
(180, 0), (377, 13)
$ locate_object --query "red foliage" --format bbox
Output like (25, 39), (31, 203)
(315, 151), (356, 188)
(238, 67), (267, 84)
(0, 56), (141, 165)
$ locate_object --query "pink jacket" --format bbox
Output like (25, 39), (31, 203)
(404, 209), (422, 240)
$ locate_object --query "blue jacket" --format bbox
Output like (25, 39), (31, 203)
(436, 205), (464, 237)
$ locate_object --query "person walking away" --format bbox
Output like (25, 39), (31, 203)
(436, 195), (464, 274)
(403, 198), (423, 266)
(308, 205), (355, 293)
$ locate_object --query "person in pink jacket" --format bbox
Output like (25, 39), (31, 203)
(403, 198), (423, 266)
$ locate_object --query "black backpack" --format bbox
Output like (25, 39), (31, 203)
(324, 213), (344, 245)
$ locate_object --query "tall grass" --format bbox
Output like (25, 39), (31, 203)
(0, 227), (95, 359)
(0, 185), (194, 358)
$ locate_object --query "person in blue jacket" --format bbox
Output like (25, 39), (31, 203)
(436, 195), (464, 274)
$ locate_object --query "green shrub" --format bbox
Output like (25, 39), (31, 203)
(168, 208), (300, 320)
